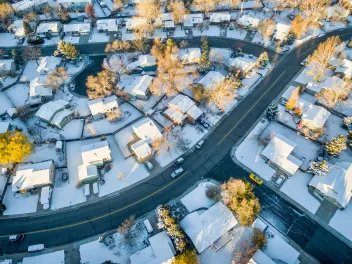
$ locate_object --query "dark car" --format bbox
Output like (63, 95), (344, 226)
(27, 36), (44, 45)
(198, 119), (210, 129)
(16, 37), (25, 44)
(9, 234), (25, 242)
(62, 172), (68, 181)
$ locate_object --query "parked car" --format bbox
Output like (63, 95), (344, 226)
(16, 37), (25, 44)
(196, 140), (205, 149)
(249, 173), (263, 185)
(62, 172), (68, 181)
(198, 119), (210, 129)
(27, 36), (44, 45)
(171, 167), (184, 178)
(145, 161), (153, 170)
(275, 175), (286, 186)
(9, 234), (24, 242)
(301, 58), (308, 66)
(144, 219), (153, 233)
(174, 157), (184, 166)
(28, 244), (45, 252)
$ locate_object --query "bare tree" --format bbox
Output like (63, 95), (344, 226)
(257, 19), (275, 41)
(105, 40), (132, 53)
(86, 70), (117, 99)
(290, 14), (310, 39)
(102, 56), (128, 82)
(117, 171), (125, 181)
(46, 67), (69, 90)
(135, 0), (161, 34)
(23, 46), (42, 65)
(87, 124), (97, 136)
(307, 36), (341, 81)
(106, 108), (122, 121)
(316, 77), (352, 108)
(299, 0), (330, 21)
(113, 0), (128, 12)
(23, 11), (39, 24)
(117, 215), (136, 245)
(168, 1), (189, 24)
(0, 2), (13, 24)
(193, 0), (217, 14)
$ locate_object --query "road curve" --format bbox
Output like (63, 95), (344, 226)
(1, 28), (352, 262)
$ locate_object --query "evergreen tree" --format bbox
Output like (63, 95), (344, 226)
(11, 49), (23, 67)
(23, 21), (31, 36)
(265, 103), (278, 121)
(343, 116), (352, 129)
(325, 135), (347, 157)
(308, 160), (330, 176)
(256, 52), (269, 68)
(200, 38), (210, 69)
(286, 86), (300, 110)
(55, 40), (80, 60)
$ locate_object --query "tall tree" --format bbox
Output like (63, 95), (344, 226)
(325, 135), (347, 157)
(299, 0), (330, 21)
(0, 2), (13, 24)
(113, 0), (128, 12)
(290, 14), (310, 39)
(193, 0), (217, 14)
(171, 250), (198, 264)
(102, 56), (128, 82)
(257, 19), (275, 41)
(135, 1), (160, 24)
(105, 40), (131, 53)
(0, 131), (32, 165)
(23, 11), (39, 24)
(23, 46), (42, 65)
(307, 36), (341, 81)
(168, 1), (188, 24)
(55, 40), (80, 60)
(286, 86), (300, 110)
(46, 67), (69, 90)
(200, 38), (210, 69)
(23, 21), (32, 36)
(86, 70), (117, 99)
(85, 4), (95, 18)
(11, 49), (23, 67)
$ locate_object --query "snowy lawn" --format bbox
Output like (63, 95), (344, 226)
(235, 120), (276, 181)
(280, 171), (320, 214)
(59, 119), (84, 140)
(72, 97), (90, 116)
(181, 182), (216, 212)
(194, 26), (221, 37)
(0, 33), (18, 47)
(20, 60), (40, 82)
(1, 75), (18, 88)
(63, 36), (80, 44)
(241, 73), (261, 89)
(24, 143), (65, 167)
(43, 36), (61, 46)
(329, 203), (352, 242)
(99, 136), (150, 197)
(22, 250), (64, 264)
(3, 191), (38, 215)
(0, 92), (13, 115)
(114, 123), (136, 158)
(226, 28), (247, 40)
(89, 28), (110, 43)
(4, 83), (29, 107)
(129, 94), (163, 113)
(66, 60), (86, 76)
(320, 114), (347, 143)
(83, 103), (142, 137)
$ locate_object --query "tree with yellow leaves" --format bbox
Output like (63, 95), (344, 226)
(290, 14), (310, 39)
(0, 131), (32, 165)
(286, 86), (300, 110)
(172, 250), (199, 264)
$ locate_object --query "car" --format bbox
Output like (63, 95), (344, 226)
(196, 140), (205, 149)
(28, 244), (45, 252)
(275, 175), (285, 186)
(171, 167), (184, 178)
(16, 37), (25, 44)
(62, 172), (68, 181)
(249, 173), (263, 185)
(301, 58), (308, 66)
(174, 157), (184, 166)
(198, 119), (210, 129)
(9, 234), (24, 242)
(27, 36), (44, 45)
(145, 161), (153, 170)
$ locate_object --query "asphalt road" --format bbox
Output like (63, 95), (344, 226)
(1, 29), (352, 263)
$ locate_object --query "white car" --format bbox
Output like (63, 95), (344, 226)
(301, 58), (308, 66)
(275, 175), (285, 186)
(171, 168), (184, 178)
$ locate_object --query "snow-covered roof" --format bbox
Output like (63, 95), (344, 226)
(126, 18), (148, 30)
(301, 104), (330, 129)
(96, 19), (118, 32)
(322, 76), (345, 91)
(130, 231), (176, 264)
(164, 108), (186, 124)
(187, 104), (203, 120)
(0, 59), (15, 72)
(163, 20), (175, 29)
(261, 134), (302, 176)
(197, 71), (225, 90)
(325, 5), (349, 19)
(209, 48), (232, 63)
(226, 56), (256, 72)
(309, 162), (352, 208)
(58, 0), (91, 3)
(133, 118), (162, 143)
(183, 14), (203, 28)
(35, 99), (69, 122)
(87, 95), (118, 116)
(180, 202), (238, 253)
(273, 23), (290, 41)
(8, 20), (25, 37)
(177, 48), (201, 64)
(124, 75), (153, 97)
(30, 83), (53, 98)
(127, 55), (156, 71)
(209, 13), (231, 23)
(12, 0), (34, 12)
(168, 94), (195, 113)
(12, 160), (54, 192)
(78, 164), (98, 182)
(37, 56), (62, 74)
(50, 109), (73, 127)
(130, 139), (152, 160)
(237, 15), (260, 28)
(0, 122), (9, 133)
(335, 59), (352, 78)
(166, 95), (203, 122)
(63, 23), (91, 33)
(81, 140), (112, 165)
(36, 22), (61, 34)
(249, 250), (276, 264)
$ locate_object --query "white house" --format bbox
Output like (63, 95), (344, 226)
(0, 59), (16, 74)
(273, 23), (291, 41)
(81, 140), (112, 165)
(176, 48), (201, 64)
(183, 14), (204, 29)
(126, 18), (148, 31)
(36, 99), (69, 122)
(12, 0), (35, 15)
(309, 162), (352, 209)
(12, 160), (55, 193)
(124, 75), (153, 99)
(197, 71), (225, 90)
(87, 95), (119, 120)
(36, 22), (61, 37)
(8, 20), (26, 38)
(237, 15), (260, 28)
(96, 19), (119, 33)
(37, 56), (62, 74)
(63, 23), (91, 35)
(325, 5), (349, 21)
(209, 13), (231, 24)
(335, 59), (352, 79)
(130, 231), (176, 264)
(301, 105), (330, 130)
(127, 55), (157, 72)
(180, 202), (238, 253)
(29, 75), (53, 105)
(155, 13), (175, 30)
(131, 118), (162, 162)
(226, 56), (256, 74)
(261, 134), (302, 176)
(57, 0), (92, 11)
(209, 48), (232, 64)
(50, 108), (74, 129)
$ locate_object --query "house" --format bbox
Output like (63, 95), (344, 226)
(0, 122), (9, 134)
(180, 202), (238, 253)
(209, 13), (231, 24)
(37, 56), (62, 74)
(12, 0), (47, 15)
(35, 99), (72, 128)
(249, 250), (276, 264)
(309, 162), (352, 209)
(36, 22), (61, 37)
(78, 164), (98, 183)
(124, 75), (153, 99)
(131, 118), (162, 162)
(8, 20), (26, 38)
(63, 23), (91, 35)
(237, 15), (260, 28)
(126, 18), (148, 31)
(273, 23), (291, 41)
(209, 48), (232, 64)
(335, 59), (352, 79)
(12, 160), (55, 193)
(155, 13), (175, 31)
(128, 0), (156, 5)
(197, 71), (225, 90)
(0, 60), (16, 74)
(176, 48), (201, 64)
(183, 14), (204, 29)
(129, 231), (176, 264)
(301, 105), (330, 130)
(87, 95), (118, 120)
(50, 109), (74, 129)
(261, 134), (302, 176)
(81, 140), (112, 165)
(127, 55), (157, 72)
(96, 19), (119, 33)
(306, 76), (346, 95)
(164, 94), (203, 124)
(226, 57), (256, 74)
(57, 0), (92, 11)
(29, 75), (53, 105)
(325, 5), (349, 21)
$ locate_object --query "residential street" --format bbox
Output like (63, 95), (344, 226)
(1, 28), (352, 263)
